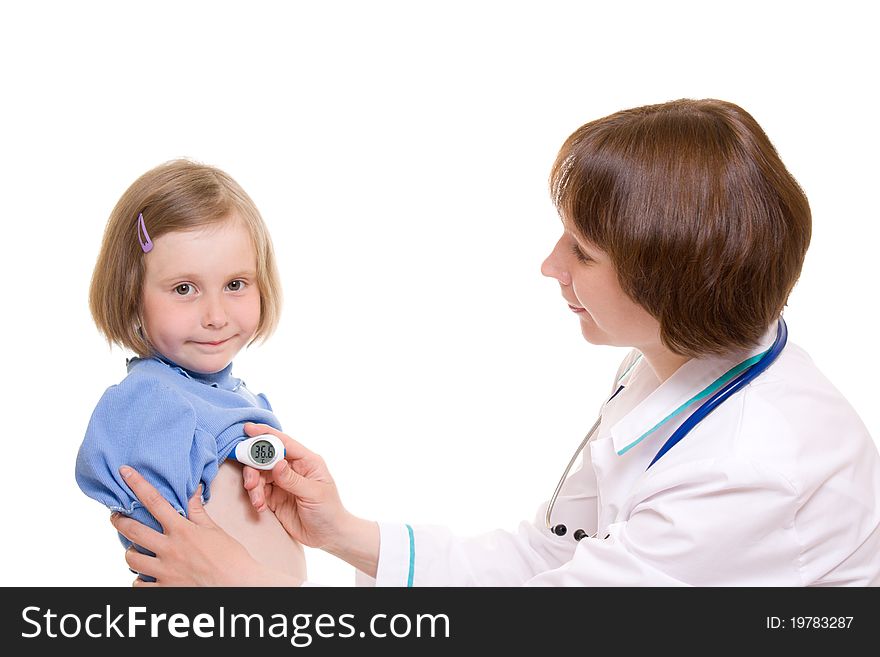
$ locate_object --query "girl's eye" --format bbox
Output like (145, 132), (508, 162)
(174, 283), (194, 296)
(570, 242), (591, 263)
(227, 280), (246, 292)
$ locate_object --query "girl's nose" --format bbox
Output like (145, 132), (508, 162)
(541, 236), (572, 286)
(201, 295), (229, 328)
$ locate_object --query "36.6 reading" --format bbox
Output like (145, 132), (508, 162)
(766, 616), (853, 629)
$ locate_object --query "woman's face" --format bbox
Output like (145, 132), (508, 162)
(541, 225), (661, 350)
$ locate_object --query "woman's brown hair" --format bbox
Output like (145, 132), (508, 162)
(90, 159), (282, 357)
(550, 98), (811, 357)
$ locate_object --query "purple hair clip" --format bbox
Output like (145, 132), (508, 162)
(137, 213), (153, 253)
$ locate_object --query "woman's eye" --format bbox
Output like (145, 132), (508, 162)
(570, 242), (591, 263)
(174, 284), (194, 296)
(227, 280), (246, 292)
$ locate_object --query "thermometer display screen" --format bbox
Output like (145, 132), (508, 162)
(250, 440), (276, 465)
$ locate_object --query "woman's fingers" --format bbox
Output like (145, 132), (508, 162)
(117, 466), (186, 531)
(111, 513), (166, 555)
(242, 465), (259, 490)
(242, 465), (268, 512)
(270, 459), (320, 499)
(124, 546), (158, 579)
(186, 485), (217, 526)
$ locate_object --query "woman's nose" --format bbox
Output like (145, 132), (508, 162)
(541, 237), (572, 286)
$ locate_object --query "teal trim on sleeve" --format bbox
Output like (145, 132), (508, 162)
(405, 524), (415, 587)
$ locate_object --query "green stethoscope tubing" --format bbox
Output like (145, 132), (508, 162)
(545, 316), (788, 538)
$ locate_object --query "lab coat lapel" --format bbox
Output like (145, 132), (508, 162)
(609, 324), (778, 460)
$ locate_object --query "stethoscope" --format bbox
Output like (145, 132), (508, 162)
(545, 316), (788, 541)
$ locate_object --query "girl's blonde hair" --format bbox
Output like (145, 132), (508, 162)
(90, 159), (282, 356)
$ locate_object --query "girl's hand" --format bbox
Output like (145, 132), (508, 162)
(111, 465), (301, 587)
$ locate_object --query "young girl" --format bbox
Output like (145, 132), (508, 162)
(76, 159), (306, 581)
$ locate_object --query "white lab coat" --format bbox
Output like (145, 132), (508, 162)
(358, 324), (880, 586)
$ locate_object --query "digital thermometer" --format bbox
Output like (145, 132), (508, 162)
(230, 434), (285, 470)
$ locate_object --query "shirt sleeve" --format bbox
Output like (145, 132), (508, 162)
(256, 392), (273, 412)
(360, 519), (580, 586)
(75, 378), (210, 540)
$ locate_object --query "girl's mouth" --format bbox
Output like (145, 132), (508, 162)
(194, 337), (231, 347)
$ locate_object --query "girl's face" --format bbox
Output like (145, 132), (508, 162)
(541, 224), (661, 350)
(141, 216), (261, 374)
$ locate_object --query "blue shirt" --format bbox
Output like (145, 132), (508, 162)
(75, 356), (281, 549)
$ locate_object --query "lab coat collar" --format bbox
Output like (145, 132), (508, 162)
(609, 322), (779, 457)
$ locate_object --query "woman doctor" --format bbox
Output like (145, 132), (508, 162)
(112, 98), (880, 586)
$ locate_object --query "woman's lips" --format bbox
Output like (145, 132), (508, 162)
(568, 304), (586, 314)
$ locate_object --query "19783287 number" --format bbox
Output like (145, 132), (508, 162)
(766, 616), (853, 629)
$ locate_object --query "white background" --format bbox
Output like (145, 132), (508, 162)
(1, 1), (876, 587)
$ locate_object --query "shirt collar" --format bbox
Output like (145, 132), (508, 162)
(127, 354), (238, 390)
(609, 323), (778, 457)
